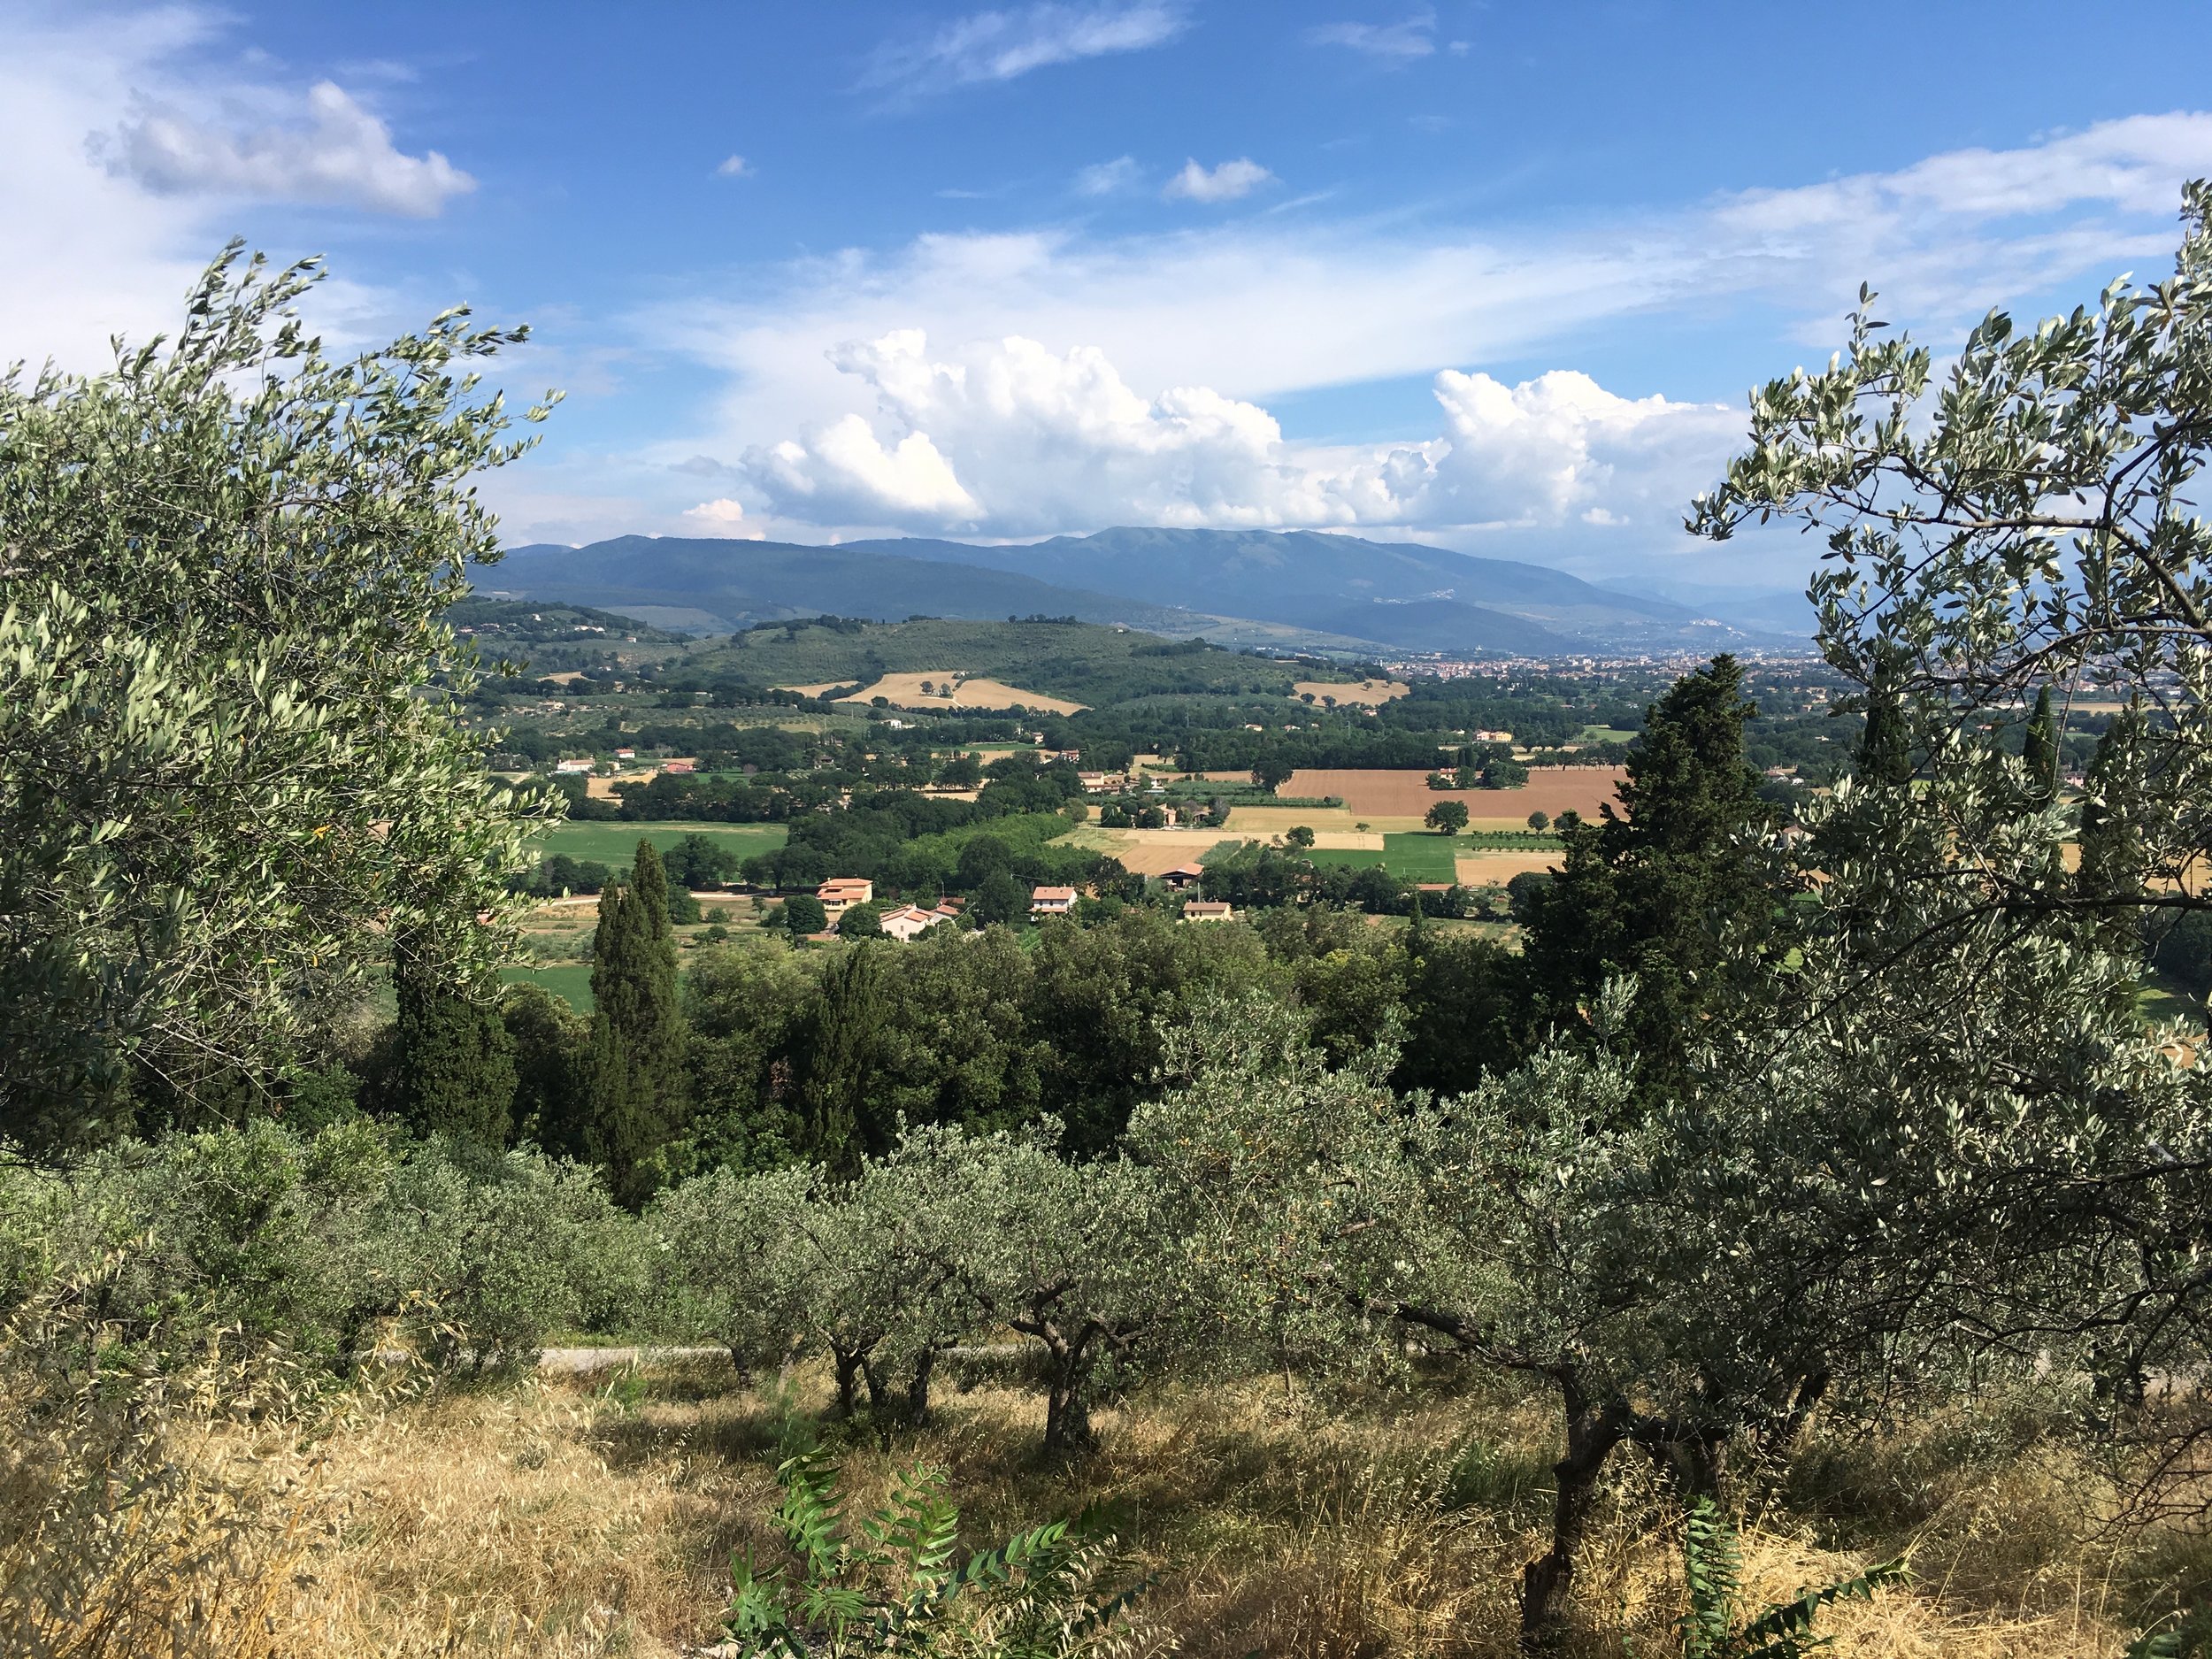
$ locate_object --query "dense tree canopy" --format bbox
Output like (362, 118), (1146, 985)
(0, 248), (556, 1153)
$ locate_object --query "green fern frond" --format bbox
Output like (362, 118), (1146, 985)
(1678, 1495), (1908, 1659)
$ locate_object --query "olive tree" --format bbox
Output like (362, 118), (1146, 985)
(1686, 181), (2212, 1463)
(0, 247), (557, 1152)
(652, 1164), (815, 1376)
(655, 1129), (995, 1426)
(961, 1131), (1179, 1456)
(1131, 989), (1972, 1652)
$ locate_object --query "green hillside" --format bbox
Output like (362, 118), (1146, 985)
(684, 617), (1362, 706)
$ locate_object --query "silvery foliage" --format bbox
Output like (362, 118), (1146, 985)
(0, 245), (558, 1149)
(1686, 185), (2212, 1422)
(0, 1119), (642, 1371)
(656, 1121), (1183, 1446)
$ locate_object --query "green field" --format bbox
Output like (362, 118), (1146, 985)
(502, 963), (595, 1010)
(534, 820), (787, 865)
(1297, 833), (1465, 882)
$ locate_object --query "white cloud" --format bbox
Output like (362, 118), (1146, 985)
(734, 331), (1738, 541)
(643, 113), (2212, 479)
(1074, 155), (1142, 196)
(1306, 11), (1437, 60)
(1162, 157), (1275, 204)
(716, 154), (751, 178)
(862, 2), (1187, 98)
(98, 80), (473, 217)
(680, 497), (765, 537)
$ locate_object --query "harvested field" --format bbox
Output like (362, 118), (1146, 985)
(784, 672), (1088, 716)
(1288, 767), (1626, 827)
(1455, 849), (1565, 885)
(1293, 678), (1409, 706)
(1090, 829), (1242, 874)
(1222, 804), (1363, 835)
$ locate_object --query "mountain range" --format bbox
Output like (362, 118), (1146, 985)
(487, 528), (1804, 657)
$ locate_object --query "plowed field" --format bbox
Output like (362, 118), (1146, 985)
(1287, 767), (1625, 826)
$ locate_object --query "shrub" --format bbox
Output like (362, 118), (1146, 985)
(720, 1451), (1153, 1658)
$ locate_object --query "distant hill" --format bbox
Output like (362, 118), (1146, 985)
(485, 536), (1195, 636)
(486, 528), (1802, 657)
(682, 617), (1336, 705)
(448, 597), (694, 644)
(865, 527), (1785, 653)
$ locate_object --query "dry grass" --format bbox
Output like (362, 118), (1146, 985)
(1455, 851), (1564, 885)
(1294, 680), (1409, 708)
(778, 672), (1090, 717)
(12, 1351), (2204, 1658)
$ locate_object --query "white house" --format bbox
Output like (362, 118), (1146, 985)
(878, 904), (952, 941)
(1030, 885), (1077, 918)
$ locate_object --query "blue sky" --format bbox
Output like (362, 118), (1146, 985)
(9, 1), (2212, 595)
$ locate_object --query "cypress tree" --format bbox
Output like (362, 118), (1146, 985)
(2078, 702), (2150, 956)
(1519, 655), (1777, 1096)
(794, 944), (888, 1174)
(391, 935), (517, 1145)
(579, 841), (687, 1205)
(1855, 648), (1916, 787)
(2022, 685), (2060, 801)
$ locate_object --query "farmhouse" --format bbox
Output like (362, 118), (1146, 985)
(554, 757), (594, 774)
(817, 878), (874, 919)
(878, 904), (955, 941)
(1160, 864), (1206, 893)
(661, 758), (696, 775)
(1030, 886), (1077, 918)
(1180, 901), (1234, 923)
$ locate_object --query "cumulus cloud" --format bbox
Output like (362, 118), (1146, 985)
(681, 497), (765, 537)
(98, 80), (473, 217)
(733, 330), (1736, 541)
(1306, 11), (1437, 60)
(1074, 155), (1142, 196)
(863, 2), (1187, 98)
(1162, 157), (1274, 203)
(716, 154), (751, 178)
(645, 112), (2212, 473)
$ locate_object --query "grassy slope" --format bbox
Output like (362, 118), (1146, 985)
(685, 618), (1348, 706)
(195, 1359), (2192, 1658)
(534, 821), (788, 865)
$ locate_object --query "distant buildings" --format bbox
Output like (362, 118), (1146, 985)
(1180, 901), (1234, 923)
(1160, 864), (1206, 893)
(554, 758), (593, 773)
(1030, 886), (1077, 918)
(878, 903), (959, 941)
(817, 878), (874, 920)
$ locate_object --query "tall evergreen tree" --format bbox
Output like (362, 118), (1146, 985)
(2022, 685), (2060, 801)
(574, 841), (687, 1204)
(392, 949), (517, 1145)
(1519, 656), (1778, 1095)
(2077, 701), (2151, 956)
(794, 944), (890, 1174)
(1855, 647), (1916, 787)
